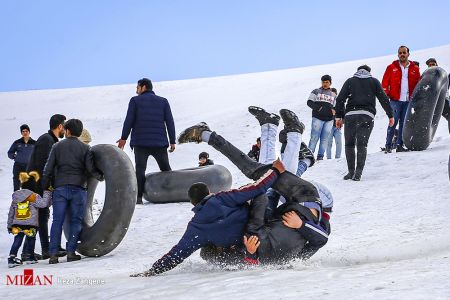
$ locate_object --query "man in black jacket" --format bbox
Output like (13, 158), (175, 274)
(7, 124), (36, 191)
(335, 65), (394, 181)
(43, 119), (103, 264)
(25, 114), (66, 260)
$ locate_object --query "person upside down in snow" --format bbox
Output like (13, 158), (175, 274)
(131, 107), (331, 276)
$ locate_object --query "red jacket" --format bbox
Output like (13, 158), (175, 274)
(381, 60), (420, 101)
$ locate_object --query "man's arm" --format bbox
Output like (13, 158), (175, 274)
(29, 137), (54, 174)
(306, 90), (321, 111)
(84, 149), (104, 181)
(41, 145), (57, 190)
(297, 220), (329, 260)
(335, 79), (350, 119)
(375, 79), (394, 118)
(145, 225), (205, 275)
(7, 142), (17, 160)
(381, 65), (391, 95)
(214, 167), (280, 208)
(120, 98), (137, 142)
(164, 100), (176, 145)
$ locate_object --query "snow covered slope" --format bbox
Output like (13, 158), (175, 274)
(0, 45), (449, 299)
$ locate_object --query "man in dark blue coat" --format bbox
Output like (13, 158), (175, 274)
(131, 159), (285, 277)
(117, 78), (176, 204)
(7, 124), (36, 191)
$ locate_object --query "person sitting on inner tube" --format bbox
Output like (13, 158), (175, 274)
(198, 152), (214, 167)
(130, 159), (285, 277)
(175, 107), (330, 266)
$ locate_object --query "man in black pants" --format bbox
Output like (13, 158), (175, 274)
(26, 114), (67, 260)
(335, 65), (394, 181)
(117, 78), (176, 204)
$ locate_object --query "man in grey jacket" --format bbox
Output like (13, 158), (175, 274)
(42, 119), (103, 264)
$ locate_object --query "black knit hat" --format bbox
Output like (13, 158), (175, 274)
(20, 124), (30, 132)
(426, 58), (437, 66)
(357, 65), (371, 72)
(321, 75), (332, 83)
(199, 152), (209, 159)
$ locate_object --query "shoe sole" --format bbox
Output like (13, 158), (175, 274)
(8, 263), (22, 268)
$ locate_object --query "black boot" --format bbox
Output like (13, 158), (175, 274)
(177, 122), (211, 144)
(67, 252), (81, 262)
(345, 146), (356, 180)
(396, 145), (409, 152)
(299, 142), (315, 167)
(57, 247), (67, 257)
(136, 196), (143, 205)
(343, 173), (354, 180)
(280, 109), (305, 134)
(49, 256), (59, 264)
(353, 172), (362, 181)
(248, 106), (280, 126)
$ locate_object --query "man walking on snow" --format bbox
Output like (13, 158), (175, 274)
(382, 46), (420, 152)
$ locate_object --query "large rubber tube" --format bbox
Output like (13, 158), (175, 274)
(403, 67), (449, 150)
(143, 165), (232, 203)
(64, 144), (137, 257)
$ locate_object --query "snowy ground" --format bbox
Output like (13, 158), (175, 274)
(0, 45), (449, 299)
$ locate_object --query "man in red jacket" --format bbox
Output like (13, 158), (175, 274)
(382, 46), (420, 153)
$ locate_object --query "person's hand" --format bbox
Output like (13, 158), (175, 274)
(282, 211), (303, 229)
(388, 117), (395, 127)
(243, 235), (260, 254)
(336, 119), (343, 129)
(168, 144), (176, 153)
(272, 158), (285, 173)
(331, 109), (336, 116)
(130, 269), (156, 277)
(7, 227), (12, 234)
(116, 139), (126, 150)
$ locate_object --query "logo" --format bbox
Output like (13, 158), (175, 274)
(6, 269), (53, 286)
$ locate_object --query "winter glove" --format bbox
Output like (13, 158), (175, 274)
(7, 227), (12, 234)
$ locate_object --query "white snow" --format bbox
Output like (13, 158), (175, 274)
(0, 45), (449, 299)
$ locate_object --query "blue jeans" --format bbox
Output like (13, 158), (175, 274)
(326, 126), (342, 159)
(386, 100), (409, 148)
(308, 118), (333, 159)
(49, 185), (87, 255)
(10, 233), (35, 256)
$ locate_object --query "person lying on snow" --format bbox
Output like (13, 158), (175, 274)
(131, 108), (330, 276)
(200, 107), (330, 265)
(130, 159), (285, 277)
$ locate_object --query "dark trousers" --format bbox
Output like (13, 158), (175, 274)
(207, 132), (320, 203)
(10, 233), (36, 256)
(344, 114), (374, 176)
(134, 146), (171, 198)
(49, 185), (87, 255)
(13, 163), (27, 191)
(385, 100), (409, 148)
(22, 208), (50, 255)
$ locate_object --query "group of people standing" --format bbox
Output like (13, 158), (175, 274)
(7, 115), (102, 267)
(305, 45), (449, 180)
